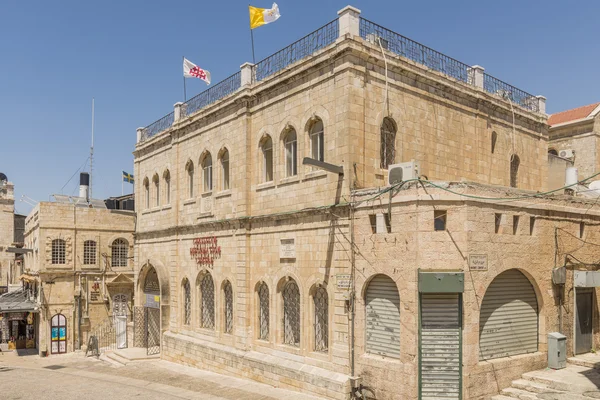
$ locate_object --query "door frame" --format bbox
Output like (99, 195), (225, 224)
(574, 288), (594, 355)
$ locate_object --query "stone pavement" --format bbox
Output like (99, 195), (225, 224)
(0, 350), (325, 400)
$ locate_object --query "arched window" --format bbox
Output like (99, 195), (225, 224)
(510, 154), (520, 188)
(186, 161), (194, 198)
(221, 149), (230, 191)
(200, 273), (215, 329)
(284, 129), (298, 177)
(282, 279), (300, 346)
(479, 269), (538, 360)
(548, 149), (558, 156)
(314, 286), (328, 352)
(164, 170), (171, 204)
(261, 136), (273, 183)
(111, 238), (128, 267)
(51, 314), (67, 354)
(152, 174), (160, 207)
(52, 239), (66, 264)
(365, 274), (400, 358)
(258, 282), (269, 340)
(143, 177), (150, 209)
(202, 153), (213, 192)
(380, 118), (396, 169)
(83, 240), (96, 265)
(491, 131), (498, 154)
(183, 279), (191, 326)
(223, 280), (233, 334)
(310, 119), (324, 162)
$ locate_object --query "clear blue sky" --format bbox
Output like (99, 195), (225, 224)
(1, 0), (599, 215)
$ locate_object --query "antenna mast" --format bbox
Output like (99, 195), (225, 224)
(90, 98), (94, 199)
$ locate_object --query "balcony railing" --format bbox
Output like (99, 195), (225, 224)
(144, 111), (174, 140)
(186, 71), (241, 117)
(483, 74), (539, 112)
(254, 18), (339, 82)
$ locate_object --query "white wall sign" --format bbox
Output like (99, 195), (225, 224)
(337, 274), (351, 290)
(469, 254), (488, 271)
(280, 238), (296, 259)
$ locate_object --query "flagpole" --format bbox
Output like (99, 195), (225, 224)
(122, 176), (124, 196)
(249, 5), (256, 64)
(183, 56), (187, 102)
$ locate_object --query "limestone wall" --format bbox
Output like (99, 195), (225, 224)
(0, 182), (15, 286)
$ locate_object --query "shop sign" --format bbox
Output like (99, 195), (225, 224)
(469, 254), (488, 271)
(90, 280), (101, 302)
(190, 236), (221, 267)
(280, 239), (296, 259)
(336, 274), (352, 290)
(9, 313), (25, 321)
(145, 294), (160, 309)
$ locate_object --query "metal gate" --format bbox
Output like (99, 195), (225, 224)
(146, 307), (160, 356)
(576, 288), (593, 355)
(479, 269), (538, 360)
(420, 293), (461, 400)
(365, 275), (401, 358)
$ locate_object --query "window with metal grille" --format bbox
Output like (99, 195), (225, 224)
(285, 130), (297, 177)
(310, 119), (324, 162)
(221, 149), (230, 191)
(83, 240), (96, 265)
(262, 137), (273, 182)
(314, 286), (328, 352)
(153, 174), (160, 207)
(186, 161), (194, 198)
(510, 154), (520, 188)
(224, 280), (233, 334)
(164, 170), (171, 204)
(111, 239), (128, 267)
(200, 274), (215, 329)
(258, 283), (269, 340)
(202, 153), (213, 192)
(183, 279), (191, 325)
(283, 280), (300, 346)
(380, 117), (396, 169)
(51, 239), (65, 264)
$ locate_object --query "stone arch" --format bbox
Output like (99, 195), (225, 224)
(137, 258), (170, 332)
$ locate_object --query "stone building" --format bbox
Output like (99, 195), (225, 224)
(0, 173), (15, 289)
(132, 5), (600, 400)
(22, 186), (135, 355)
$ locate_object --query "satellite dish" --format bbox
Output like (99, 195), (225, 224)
(0, 172), (7, 182)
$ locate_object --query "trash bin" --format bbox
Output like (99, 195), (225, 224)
(548, 332), (566, 369)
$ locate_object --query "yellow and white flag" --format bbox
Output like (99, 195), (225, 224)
(249, 3), (281, 29)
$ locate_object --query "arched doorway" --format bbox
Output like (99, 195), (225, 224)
(143, 267), (161, 355)
(51, 314), (67, 354)
(113, 294), (128, 349)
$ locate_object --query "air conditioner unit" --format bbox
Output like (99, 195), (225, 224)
(558, 149), (574, 159)
(388, 160), (419, 185)
(366, 33), (389, 50)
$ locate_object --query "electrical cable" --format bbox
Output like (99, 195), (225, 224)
(61, 157), (90, 194)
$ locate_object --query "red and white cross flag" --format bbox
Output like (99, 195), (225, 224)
(183, 58), (211, 85)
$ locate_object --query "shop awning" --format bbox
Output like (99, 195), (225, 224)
(0, 289), (39, 313)
(6, 247), (32, 254)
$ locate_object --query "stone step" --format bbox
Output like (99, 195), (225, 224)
(522, 365), (600, 393)
(500, 387), (539, 399)
(568, 356), (600, 369)
(104, 351), (129, 366)
(511, 379), (562, 394)
(99, 353), (124, 367)
(492, 396), (521, 400)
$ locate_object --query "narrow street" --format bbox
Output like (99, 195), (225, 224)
(0, 351), (324, 400)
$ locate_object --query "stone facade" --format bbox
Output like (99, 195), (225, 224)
(23, 202), (135, 355)
(132, 6), (568, 400)
(0, 180), (15, 287)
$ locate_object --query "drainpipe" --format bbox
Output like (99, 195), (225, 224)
(349, 190), (358, 393)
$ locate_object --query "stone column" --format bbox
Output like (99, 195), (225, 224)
(240, 62), (255, 87)
(173, 102), (188, 121)
(536, 95), (547, 114)
(337, 6), (361, 37)
(469, 65), (485, 89)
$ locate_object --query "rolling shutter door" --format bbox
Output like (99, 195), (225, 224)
(420, 294), (461, 400)
(365, 275), (400, 358)
(479, 269), (538, 361)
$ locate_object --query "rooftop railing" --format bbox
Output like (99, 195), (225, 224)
(139, 8), (542, 143)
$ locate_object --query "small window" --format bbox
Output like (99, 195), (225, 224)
(258, 282), (270, 340)
(495, 213), (502, 234)
(224, 281), (233, 334)
(143, 178), (150, 209)
(153, 174), (160, 207)
(310, 119), (324, 162)
(380, 117), (396, 169)
(370, 213), (391, 233)
(513, 215), (519, 235)
(111, 239), (128, 267)
(202, 153), (213, 192)
(285, 129), (298, 177)
(510, 154), (520, 188)
(529, 216), (535, 236)
(548, 149), (558, 156)
(491, 131), (497, 154)
(434, 210), (447, 231)
(580, 222), (585, 239)
(262, 137), (274, 183)
(283, 279), (300, 346)
(183, 279), (191, 326)
(186, 161), (194, 198)
(200, 273), (215, 329)
(52, 239), (66, 264)
(83, 240), (96, 265)
(164, 170), (171, 204)
(221, 149), (230, 190)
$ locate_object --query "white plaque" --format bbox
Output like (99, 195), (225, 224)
(280, 239), (296, 259)
(337, 274), (351, 290)
(469, 254), (488, 271)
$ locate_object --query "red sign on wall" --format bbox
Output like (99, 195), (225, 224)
(190, 236), (221, 267)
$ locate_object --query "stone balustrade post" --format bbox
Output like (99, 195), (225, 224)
(536, 95), (547, 114)
(240, 62), (255, 87)
(469, 65), (485, 89)
(338, 5), (361, 38)
(174, 102), (188, 121)
(136, 127), (146, 144)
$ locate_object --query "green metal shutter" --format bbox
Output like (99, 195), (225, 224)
(420, 294), (461, 400)
(365, 275), (400, 358)
(479, 269), (538, 361)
